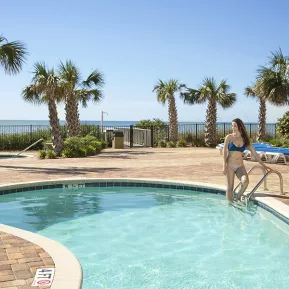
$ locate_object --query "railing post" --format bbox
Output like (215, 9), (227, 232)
(249, 124), (252, 138)
(274, 123), (277, 139)
(195, 123), (198, 147)
(130, 125), (133, 148)
(223, 123), (225, 137)
(150, 125), (154, 147)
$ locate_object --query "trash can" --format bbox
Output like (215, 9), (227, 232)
(112, 130), (124, 149)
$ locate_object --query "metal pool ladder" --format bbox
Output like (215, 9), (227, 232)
(13, 138), (44, 157)
(233, 165), (284, 203)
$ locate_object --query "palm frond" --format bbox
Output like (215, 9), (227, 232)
(244, 85), (256, 97)
(181, 88), (205, 105)
(82, 69), (105, 88)
(76, 89), (103, 107)
(268, 48), (288, 71)
(22, 85), (43, 105)
(0, 39), (28, 74)
(258, 67), (289, 105)
(58, 60), (80, 88)
(153, 79), (185, 105)
(218, 92), (236, 108)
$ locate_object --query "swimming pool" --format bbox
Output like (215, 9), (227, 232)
(0, 185), (289, 289)
(0, 154), (26, 159)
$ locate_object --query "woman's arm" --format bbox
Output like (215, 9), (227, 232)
(247, 144), (271, 171)
(222, 135), (231, 172)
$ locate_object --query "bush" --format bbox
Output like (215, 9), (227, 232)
(269, 138), (289, 148)
(167, 141), (176, 148)
(38, 150), (47, 159)
(62, 148), (74, 158)
(136, 118), (168, 147)
(0, 131), (50, 151)
(276, 111), (289, 139)
(99, 140), (106, 149)
(177, 139), (187, 147)
(62, 136), (103, 158)
(85, 145), (96, 156)
(135, 118), (166, 128)
(46, 150), (57, 159)
(158, 140), (167, 148)
(182, 133), (194, 144)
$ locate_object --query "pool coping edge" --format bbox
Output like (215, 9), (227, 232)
(0, 224), (83, 289)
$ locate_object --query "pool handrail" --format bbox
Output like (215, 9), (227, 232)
(233, 165), (268, 198)
(246, 169), (284, 202)
(14, 138), (44, 157)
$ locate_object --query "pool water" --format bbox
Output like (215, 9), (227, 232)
(0, 154), (26, 159)
(0, 187), (289, 289)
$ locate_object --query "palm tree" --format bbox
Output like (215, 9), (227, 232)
(0, 35), (27, 74)
(257, 49), (289, 106)
(58, 60), (105, 137)
(245, 82), (266, 141)
(153, 79), (185, 142)
(182, 77), (236, 147)
(22, 62), (64, 155)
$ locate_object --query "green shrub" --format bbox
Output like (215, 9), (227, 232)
(136, 118), (168, 147)
(158, 140), (167, 148)
(276, 111), (289, 139)
(85, 145), (96, 156)
(269, 138), (289, 148)
(182, 133), (194, 143)
(82, 135), (99, 147)
(177, 139), (187, 147)
(94, 142), (102, 154)
(62, 136), (103, 158)
(38, 150), (47, 159)
(99, 140), (106, 149)
(62, 148), (74, 158)
(135, 118), (166, 128)
(79, 124), (101, 138)
(167, 141), (176, 148)
(78, 148), (87, 157)
(46, 150), (57, 159)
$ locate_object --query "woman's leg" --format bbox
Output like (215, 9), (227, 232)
(236, 166), (249, 201)
(226, 166), (235, 202)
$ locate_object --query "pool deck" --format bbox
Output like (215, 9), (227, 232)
(0, 147), (288, 203)
(0, 231), (54, 289)
(0, 147), (288, 288)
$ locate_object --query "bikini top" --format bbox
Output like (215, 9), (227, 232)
(228, 141), (246, 152)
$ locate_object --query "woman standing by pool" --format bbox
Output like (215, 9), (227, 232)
(223, 118), (271, 202)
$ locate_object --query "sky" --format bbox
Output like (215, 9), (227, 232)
(1, 0), (289, 123)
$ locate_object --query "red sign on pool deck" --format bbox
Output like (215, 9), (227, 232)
(32, 268), (55, 287)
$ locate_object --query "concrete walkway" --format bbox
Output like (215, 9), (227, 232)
(0, 147), (288, 205)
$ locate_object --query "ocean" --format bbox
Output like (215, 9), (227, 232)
(0, 120), (277, 138)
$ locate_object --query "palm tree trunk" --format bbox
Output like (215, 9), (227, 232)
(65, 94), (74, 138)
(72, 100), (81, 136)
(65, 93), (80, 137)
(48, 96), (64, 155)
(257, 98), (266, 141)
(168, 95), (178, 142)
(204, 98), (217, 147)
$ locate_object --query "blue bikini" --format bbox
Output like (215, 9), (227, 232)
(227, 141), (246, 172)
(228, 142), (246, 152)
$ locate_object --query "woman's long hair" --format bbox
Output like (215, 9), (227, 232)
(232, 118), (251, 147)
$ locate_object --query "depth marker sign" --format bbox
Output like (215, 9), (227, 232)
(32, 268), (55, 287)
